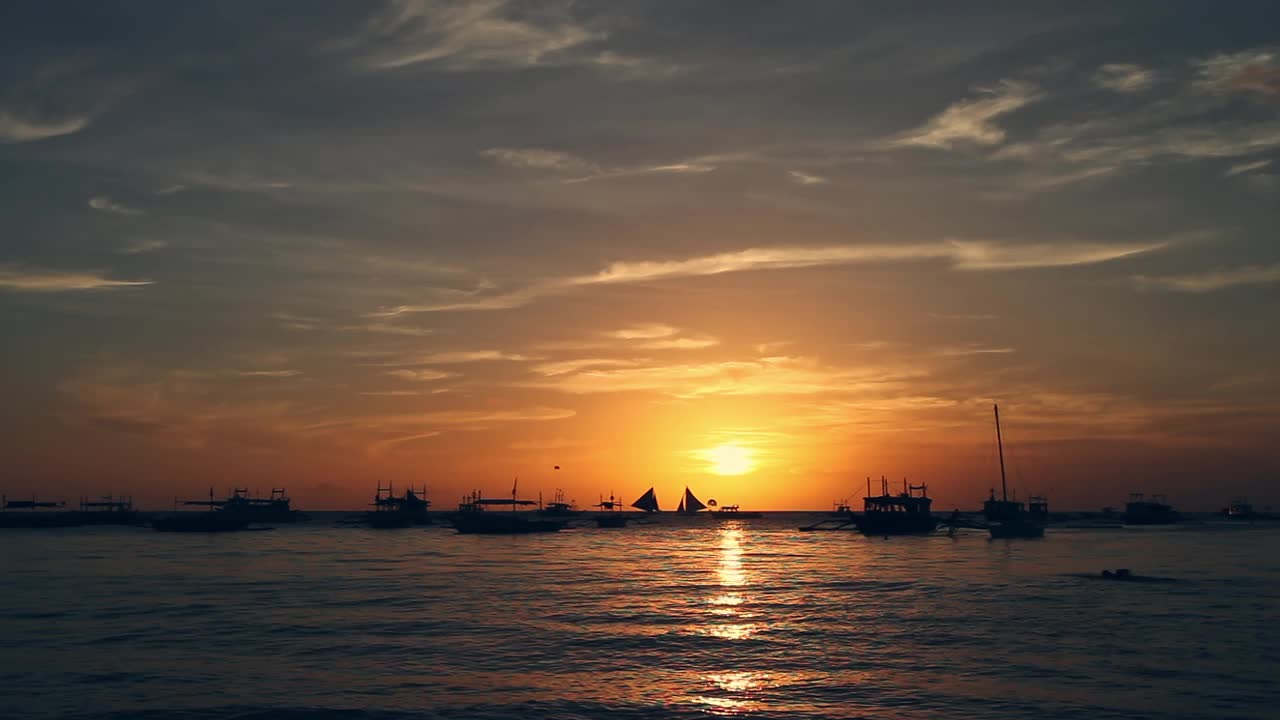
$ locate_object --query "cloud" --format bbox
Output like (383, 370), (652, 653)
(116, 238), (167, 255)
(936, 345), (1015, 356)
(1093, 63), (1156, 93)
(0, 111), (90, 143)
(1225, 159), (1272, 177)
(605, 324), (678, 340)
(385, 369), (454, 382)
(88, 195), (143, 216)
(532, 358), (640, 376)
(0, 265), (154, 292)
(1133, 264), (1280, 293)
(414, 350), (529, 364)
(351, 0), (604, 71)
(155, 184), (186, 196)
(787, 170), (828, 185)
(1195, 48), (1280, 96)
(235, 370), (303, 378)
(383, 239), (1167, 313)
(891, 80), (1041, 149)
(561, 162), (717, 185)
(480, 147), (596, 172)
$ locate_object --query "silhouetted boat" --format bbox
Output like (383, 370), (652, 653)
(451, 481), (566, 534)
(708, 504), (762, 519)
(630, 487), (660, 513)
(1223, 499), (1256, 519)
(222, 488), (307, 523)
(72, 495), (142, 526)
(829, 499), (853, 518)
(854, 477), (938, 535)
(593, 493), (628, 528)
(365, 483), (431, 528)
(1123, 493), (1178, 525)
(676, 487), (707, 514)
(537, 488), (581, 518)
(0, 495), (73, 528)
(984, 404), (1046, 539)
(152, 488), (252, 532)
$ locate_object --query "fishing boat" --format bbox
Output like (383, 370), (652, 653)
(1123, 493), (1178, 525)
(152, 488), (252, 532)
(72, 495), (142, 526)
(222, 488), (307, 523)
(630, 487), (660, 513)
(451, 481), (566, 534)
(854, 477), (938, 535)
(676, 487), (708, 515)
(829, 499), (854, 518)
(1223, 499), (1256, 519)
(593, 493), (628, 528)
(537, 488), (581, 518)
(984, 404), (1046, 539)
(0, 495), (73, 528)
(708, 503), (762, 519)
(365, 483), (432, 528)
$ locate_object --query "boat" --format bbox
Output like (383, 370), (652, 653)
(984, 404), (1046, 539)
(365, 483), (432, 528)
(676, 487), (708, 515)
(829, 499), (854, 518)
(1223, 499), (1256, 519)
(152, 488), (252, 532)
(630, 487), (661, 513)
(1123, 493), (1178, 525)
(593, 493), (629, 528)
(537, 488), (581, 518)
(451, 481), (566, 534)
(221, 488), (307, 523)
(853, 477), (938, 535)
(708, 504), (762, 519)
(71, 495), (143, 526)
(0, 495), (74, 528)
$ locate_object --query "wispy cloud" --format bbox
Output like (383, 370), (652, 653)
(480, 147), (596, 172)
(0, 265), (154, 292)
(891, 80), (1041, 149)
(786, 170), (828, 185)
(605, 324), (678, 340)
(235, 370), (303, 378)
(116, 238), (167, 255)
(0, 110), (90, 143)
(1195, 48), (1280, 96)
(1134, 264), (1280, 293)
(385, 369), (454, 382)
(1093, 63), (1156, 93)
(1225, 159), (1272, 177)
(383, 239), (1167, 313)
(88, 195), (143, 216)
(532, 358), (640, 376)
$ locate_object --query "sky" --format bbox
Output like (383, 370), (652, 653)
(2, 1), (1278, 511)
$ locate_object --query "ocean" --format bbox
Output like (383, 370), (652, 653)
(2, 516), (1277, 719)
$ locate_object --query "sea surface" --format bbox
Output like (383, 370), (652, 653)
(2, 515), (1278, 720)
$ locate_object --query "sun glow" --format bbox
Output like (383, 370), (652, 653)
(704, 443), (755, 476)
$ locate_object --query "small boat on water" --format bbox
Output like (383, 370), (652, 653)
(708, 504), (762, 519)
(854, 477), (939, 535)
(152, 488), (252, 532)
(592, 493), (629, 528)
(676, 487), (708, 515)
(984, 404), (1047, 539)
(71, 495), (143, 526)
(1123, 493), (1178, 525)
(365, 483), (432, 528)
(0, 496), (73, 528)
(1222, 499), (1256, 520)
(451, 481), (566, 534)
(537, 488), (581, 518)
(630, 487), (661, 513)
(829, 499), (853, 518)
(222, 488), (307, 523)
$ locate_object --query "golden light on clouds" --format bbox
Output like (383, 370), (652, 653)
(703, 443), (755, 476)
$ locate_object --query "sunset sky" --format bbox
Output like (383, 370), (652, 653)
(3, 2), (1278, 510)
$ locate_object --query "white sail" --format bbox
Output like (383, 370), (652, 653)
(682, 487), (707, 513)
(631, 487), (660, 513)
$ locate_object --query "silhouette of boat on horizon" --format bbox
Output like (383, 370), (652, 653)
(676, 487), (708, 515)
(222, 488), (307, 523)
(592, 493), (629, 528)
(708, 504), (762, 519)
(1123, 493), (1179, 525)
(0, 495), (72, 528)
(152, 488), (253, 532)
(854, 477), (939, 535)
(451, 481), (566, 534)
(983, 404), (1047, 539)
(365, 483), (431, 528)
(536, 488), (582, 518)
(631, 487), (660, 513)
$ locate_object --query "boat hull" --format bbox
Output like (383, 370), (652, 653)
(595, 514), (628, 528)
(989, 521), (1045, 539)
(452, 514), (565, 534)
(854, 513), (938, 536)
(152, 512), (251, 533)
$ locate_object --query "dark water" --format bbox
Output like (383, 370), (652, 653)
(2, 516), (1278, 719)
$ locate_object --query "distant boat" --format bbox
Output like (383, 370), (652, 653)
(0, 495), (74, 528)
(592, 493), (628, 528)
(1223, 499), (1255, 519)
(537, 488), (581, 518)
(984, 404), (1046, 539)
(676, 487), (708, 514)
(829, 499), (853, 518)
(630, 487), (660, 513)
(451, 480), (566, 534)
(365, 483), (431, 528)
(152, 488), (252, 533)
(222, 488), (307, 523)
(708, 504), (762, 519)
(854, 477), (938, 535)
(73, 495), (142, 526)
(1123, 493), (1178, 525)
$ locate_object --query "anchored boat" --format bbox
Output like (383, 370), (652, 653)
(1123, 493), (1178, 525)
(152, 488), (252, 532)
(708, 504), (762, 519)
(676, 487), (708, 515)
(451, 480), (566, 534)
(854, 477), (939, 535)
(984, 404), (1047, 539)
(592, 492), (629, 528)
(365, 483), (431, 528)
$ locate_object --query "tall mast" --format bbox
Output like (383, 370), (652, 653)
(994, 403), (1008, 502)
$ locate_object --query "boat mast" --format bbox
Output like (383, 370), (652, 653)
(994, 403), (1008, 502)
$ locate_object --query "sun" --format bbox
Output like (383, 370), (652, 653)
(704, 443), (755, 476)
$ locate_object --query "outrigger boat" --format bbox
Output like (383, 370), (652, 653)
(1123, 493), (1178, 525)
(73, 495), (142, 526)
(984, 404), (1047, 539)
(221, 488), (307, 523)
(152, 488), (252, 532)
(451, 480), (566, 534)
(854, 476), (938, 535)
(0, 495), (72, 528)
(365, 483), (431, 528)
(537, 488), (581, 518)
(593, 492), (629, 528)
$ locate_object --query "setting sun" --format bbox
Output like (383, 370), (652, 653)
(703, 444), (755, 476)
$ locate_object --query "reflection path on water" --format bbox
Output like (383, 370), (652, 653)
(1, 517), (1278, 719)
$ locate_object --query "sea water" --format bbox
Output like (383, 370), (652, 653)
(1, 516), (1277, 719)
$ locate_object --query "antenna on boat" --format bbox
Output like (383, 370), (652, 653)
(994, 403), (1008, 503)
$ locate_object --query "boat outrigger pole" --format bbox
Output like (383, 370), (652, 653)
(995, 403), (1008, 503)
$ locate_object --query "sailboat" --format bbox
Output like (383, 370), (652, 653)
(676, 487), (707, 514)
(630, 487), (660, 513)
(985, 404), (1046, 539)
